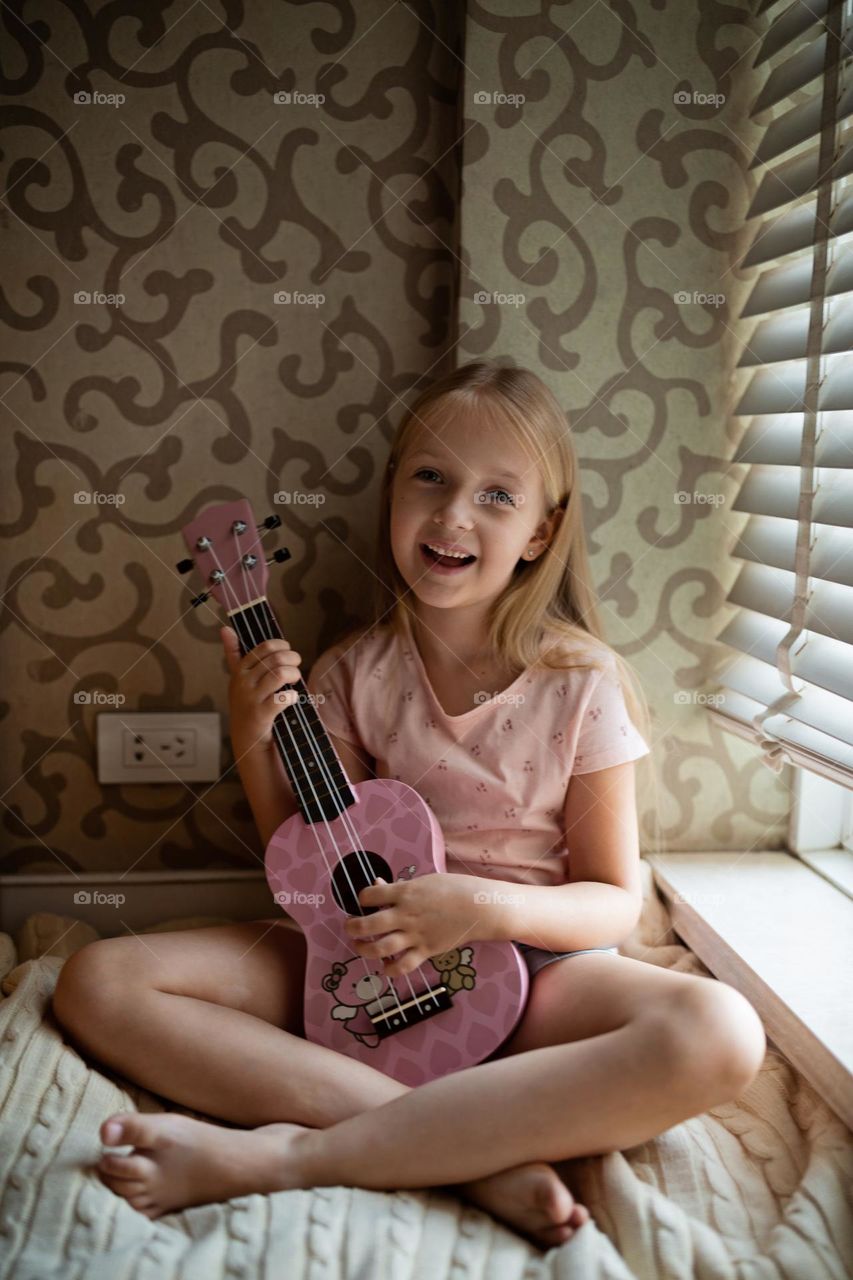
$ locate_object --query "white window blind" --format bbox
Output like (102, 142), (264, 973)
(713, 0), (853, 789)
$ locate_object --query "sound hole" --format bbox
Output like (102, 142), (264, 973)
(331, 850), (393, 916)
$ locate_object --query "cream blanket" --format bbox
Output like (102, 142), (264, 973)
(0, 864), (850, 1279)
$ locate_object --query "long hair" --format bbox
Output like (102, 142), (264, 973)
(339, 358), (659, 853)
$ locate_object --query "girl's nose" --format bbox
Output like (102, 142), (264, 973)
(433, 491), (476, 527)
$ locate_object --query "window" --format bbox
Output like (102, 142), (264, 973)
(712, 0), (853, 790)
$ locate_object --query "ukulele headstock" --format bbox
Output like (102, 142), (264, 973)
(177, 499), (291, 614)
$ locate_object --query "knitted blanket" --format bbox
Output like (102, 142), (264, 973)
(0, 866), (850, 1279)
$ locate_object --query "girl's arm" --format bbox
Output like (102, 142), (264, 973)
(481, 761), (644, 951)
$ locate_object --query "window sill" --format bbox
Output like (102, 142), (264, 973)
(646, 851), (853, 1131)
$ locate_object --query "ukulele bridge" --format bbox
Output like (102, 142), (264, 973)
(370, 984), (453, 1039)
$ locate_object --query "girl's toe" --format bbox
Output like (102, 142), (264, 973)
(99, 1152), (151, 1179)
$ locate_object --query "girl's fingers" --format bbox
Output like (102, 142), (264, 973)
(255, 665), (301, 693)
(355, 930), (409, 960)
(383, 949), (424, 977)
(347, 905), (397, 936)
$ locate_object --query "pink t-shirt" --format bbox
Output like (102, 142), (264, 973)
(305, 618), (650, 888)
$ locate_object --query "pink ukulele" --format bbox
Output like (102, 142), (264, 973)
(179, 498), (529, 1086)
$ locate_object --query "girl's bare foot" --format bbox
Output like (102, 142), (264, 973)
(96, 1112), (307, 1218)
(97, 1111), (590, 1249)
(459, 1164), (589, 1250)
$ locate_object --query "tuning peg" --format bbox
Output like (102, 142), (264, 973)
(266, 547), (291, 566)
(261, 515), (282, 530)
(176, 558), (194, 574)
(190, 592), (210, 608)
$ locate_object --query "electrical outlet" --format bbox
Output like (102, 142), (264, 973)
(123, 726), (198, 770)
(97, 713), (221, 784)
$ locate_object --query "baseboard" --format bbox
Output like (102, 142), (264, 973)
(0, 870), (277, 939)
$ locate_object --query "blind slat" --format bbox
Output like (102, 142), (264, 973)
(732, 513), (853, 586)
(734, 355), (853, 414)
(752, 83), (853, 168)
(726, 561), (853, 644)
(738, 301), (853, 364)
(732, 413), (853, 466)
(720, 653), (853, 747)
(741, 242), (853, 315)
(731, 465), (853, 526)
(742, 186), (853, 269)
(747, 135), (853, 219)
(719, 609), (853, 700)
(708, 696), (853, 781)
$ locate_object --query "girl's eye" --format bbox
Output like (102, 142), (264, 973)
(413, 469), (516, 507)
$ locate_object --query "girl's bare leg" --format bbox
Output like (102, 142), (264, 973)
(53, 920), (584, 1245)
(91, 951), (765, 1214)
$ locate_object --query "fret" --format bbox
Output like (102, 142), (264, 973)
(229, 599), (357, 826)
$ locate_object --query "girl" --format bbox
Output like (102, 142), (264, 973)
(53, 360), (766, 1249)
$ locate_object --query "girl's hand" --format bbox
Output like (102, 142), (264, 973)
(344, 873), (485, 977)
(221, 627), (302, 751)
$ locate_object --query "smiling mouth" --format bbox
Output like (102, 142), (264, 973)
(419, 543), (478, 572)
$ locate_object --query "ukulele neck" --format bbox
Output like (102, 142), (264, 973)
(228, 598), (357, 826)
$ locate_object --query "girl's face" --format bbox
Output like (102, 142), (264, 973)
(390, 416), (559, 611)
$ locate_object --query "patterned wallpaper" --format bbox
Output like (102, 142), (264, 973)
(0, 0), (788, 878)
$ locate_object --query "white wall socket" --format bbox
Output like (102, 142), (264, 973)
(97, 712), (222, 784)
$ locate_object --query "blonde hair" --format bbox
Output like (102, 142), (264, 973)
(337, 358), (660, 853)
